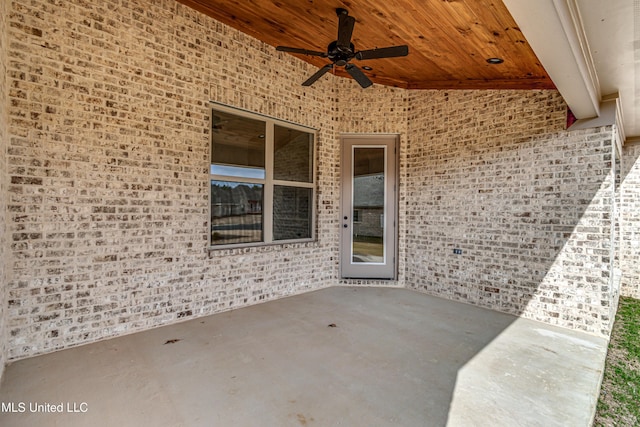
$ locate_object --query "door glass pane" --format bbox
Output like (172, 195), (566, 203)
(211, 109), (265, 178)
(352, 147), (385, 263)
(211, 181), (263, 245)
(273, 125), (313, 182)
(273, 186), (312, 240)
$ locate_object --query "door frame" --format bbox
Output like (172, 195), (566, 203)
(340, 133), (399, 279)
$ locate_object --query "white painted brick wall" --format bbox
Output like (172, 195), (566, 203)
(335, 81), (409, 287)
(5, 0), (339, 360)
(1, 0), (9, 378)
(3, 0), (628, 361)
(404, 90), (617, 336)
(622, 141), (640, 298)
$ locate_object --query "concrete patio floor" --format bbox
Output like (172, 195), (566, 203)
(0, 286), (608, 426)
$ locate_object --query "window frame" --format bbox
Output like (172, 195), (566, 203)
(209, 102), (317, 249)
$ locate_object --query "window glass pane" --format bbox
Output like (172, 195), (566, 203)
(210, 164), (265, 179)
(211, 180), (263, 245)
(273, 186), (312, 240)
(212, 110), (265, 170)
(273, 125), (313, 182)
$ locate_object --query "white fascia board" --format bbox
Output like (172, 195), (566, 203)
(503, 0), (600, 119)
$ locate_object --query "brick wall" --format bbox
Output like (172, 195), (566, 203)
(404, 90), (617, 336)
(0, 0), (9, 377)
(336, 82), (409, 287)
(5, 0), (339, 360)
(622, 140), (640, 298)
(3, 0), (625, 361)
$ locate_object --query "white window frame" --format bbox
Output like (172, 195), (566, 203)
(209, 102), (317, 249)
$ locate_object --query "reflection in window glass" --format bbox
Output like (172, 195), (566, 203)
(211, 181), (263, 245)
(209, 104), (315, 248)
(273, 186), (312, 240)
(352, 147), (385, 263)
(210, 164), (266, 179)
(211, 110), (265, 170)
(274, 125), (313, 182)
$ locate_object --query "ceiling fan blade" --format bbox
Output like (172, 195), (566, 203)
(345, 64), (373, 88)
(302, 64), (334, 86)
(276, 46), (327, 57)
(356, 45), (409, 60)
(337, 12), (356, 49)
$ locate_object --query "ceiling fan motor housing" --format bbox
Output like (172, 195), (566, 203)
(327, 40), (355, 66)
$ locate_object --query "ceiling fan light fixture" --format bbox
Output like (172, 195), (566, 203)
(486, 57), (504, 64)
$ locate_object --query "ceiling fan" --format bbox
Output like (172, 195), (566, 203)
(276, 8), (409, 88)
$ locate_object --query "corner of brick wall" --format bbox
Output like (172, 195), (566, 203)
(334, 80), (410, 286)
(3, 0), (628, 362)
(4, 0), (340, 360)
(621, 140), (640, 298)
(404, 90), (616, 336)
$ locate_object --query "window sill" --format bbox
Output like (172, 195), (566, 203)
(207, 239), (317, 257)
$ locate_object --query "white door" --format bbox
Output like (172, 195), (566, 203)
(340, 134), (398, 279)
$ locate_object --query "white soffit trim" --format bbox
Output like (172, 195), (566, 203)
(503, 0), (600, 119)
(570, 98), (624, 150)
(578, 0), (638, 141)
(569, 99), (616, 131)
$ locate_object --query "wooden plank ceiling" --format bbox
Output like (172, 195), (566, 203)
(176, 0), (555, 90)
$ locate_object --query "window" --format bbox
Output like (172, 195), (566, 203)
(210, 104), (316, 247)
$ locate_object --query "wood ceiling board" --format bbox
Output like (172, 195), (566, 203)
(406, 77), (555, 90)
(176, 0), (554, 90)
